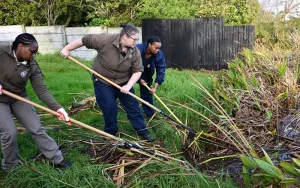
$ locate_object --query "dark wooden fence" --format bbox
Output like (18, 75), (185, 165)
(142, 19), (255, 70)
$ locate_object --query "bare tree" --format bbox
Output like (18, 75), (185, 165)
(28, 0), (100, 26)
(259, 0), (300, 20)
(28, 0), (64, 25)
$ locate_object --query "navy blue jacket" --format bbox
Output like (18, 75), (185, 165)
(136, 42), (166, 85)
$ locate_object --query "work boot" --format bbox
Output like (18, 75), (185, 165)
(54, 159), (72, 168)
(141, 134), (155, 142)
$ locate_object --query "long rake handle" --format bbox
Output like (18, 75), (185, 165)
(67, 56), (196, 138)
(67, 56), (161, 112)
(2, 89), (120, 142)
(142, 84), (182, 123)
(2, 89), (171, 160)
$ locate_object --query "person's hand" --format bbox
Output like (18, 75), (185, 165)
(0, 84), (2, 95)
(57, 108), (71, 125)
(150, 87), (157, 94)
(120, 84), (131, 94)
(140, 79), (147, 86)
(60, 48), (70, 59)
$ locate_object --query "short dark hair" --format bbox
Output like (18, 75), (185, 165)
(147, 36), (161, 45)
(120, 24), (139, 37)
(12, 33), (37, 50)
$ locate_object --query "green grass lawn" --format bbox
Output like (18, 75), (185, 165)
(0, 53), (238, 187)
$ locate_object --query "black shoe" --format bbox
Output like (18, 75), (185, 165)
(141, 134), (155, 142)
(1, 171), (8, 178)
(54, 159), (72, 168)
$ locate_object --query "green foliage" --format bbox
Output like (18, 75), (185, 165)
(0, 54), (233, 187)
(137, 0), (252, 26)
(1, 0), (256, 27)
(287, 17), (300, 32)
(88, 17), (110, 26)
(280, 161), (300, 176)
(33, 0), (89, 26)
(241, 154), (257, 169)
(251, 1), (300, 47)
(196, 0), (251, 25)
(242, 165), (251, 187)
(86, 0), (142, 27)
(158, 69), (213, 129)
(212, 44), (300, 128)
(0, 0), (91, 26)
(241, 150), (300, 187)
(212, 57), (254, 114)
(0, 0), (38, 26)
(125, 162), (222, 187)
(137, 0), (197, 22)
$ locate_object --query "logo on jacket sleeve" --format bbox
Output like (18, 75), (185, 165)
(20, 71), (28, 77)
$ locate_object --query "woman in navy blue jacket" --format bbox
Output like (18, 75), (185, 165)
(136, 36), (166, 119)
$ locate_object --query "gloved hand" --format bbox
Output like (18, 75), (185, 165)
(0, 84), (2, 95)
(57, 108), (71, 125)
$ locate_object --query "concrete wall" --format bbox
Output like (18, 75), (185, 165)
(66, 26), (107, 59)
(0, 25), (142, 60)
(0, 25), (25, 45)
(25, 26), (65, 55)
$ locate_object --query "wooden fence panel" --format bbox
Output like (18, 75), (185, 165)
(196, 19), (205, 69)
(142, 19), (172, 68)
(170, 19), (195, 69)
(0, 22), (254, 65)
(142, 19), (255, 70)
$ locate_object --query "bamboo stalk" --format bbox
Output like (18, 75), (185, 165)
(197, 154), (240, 165)
(67, 56), (161, 112)
(2, 89), (121, 142)
(116, 159), (125, 187)
(67, 56), (195, 137)
(1, 89), (164, 160)
(142, 83), (182, 123)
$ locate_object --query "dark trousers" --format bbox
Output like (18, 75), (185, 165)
(139, 83), (155, 119)
(94, 81), (149, 136)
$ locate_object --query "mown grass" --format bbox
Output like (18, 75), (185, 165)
(0, 53), (238, 187)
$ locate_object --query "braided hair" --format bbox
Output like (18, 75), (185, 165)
(120, 24), (139, 37)
(12, 33), (37, 50)
(147, 36), (161, 45)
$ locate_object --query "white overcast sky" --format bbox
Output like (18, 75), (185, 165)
(259, 0), (300, 18)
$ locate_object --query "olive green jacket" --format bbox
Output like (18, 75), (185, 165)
(0, 45), (62, 110)
(82, 33), (143, 85)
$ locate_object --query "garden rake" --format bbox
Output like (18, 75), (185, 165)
(1, 89), (167, 160)
(141, 83), (182, 124)
(67, 56), (196, 140)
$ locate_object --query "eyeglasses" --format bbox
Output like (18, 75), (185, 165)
(126, 33), (140, 42)
(26, 46), (38, 57)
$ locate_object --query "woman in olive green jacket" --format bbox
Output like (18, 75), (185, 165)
(0, 33), (71, 174)
(61, 24), (154, 142)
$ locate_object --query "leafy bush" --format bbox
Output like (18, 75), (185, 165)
(241, 149), (300, 187)
(87, 17), (110, 26)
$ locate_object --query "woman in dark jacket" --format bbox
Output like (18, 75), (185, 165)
(136, 36), (166, 119)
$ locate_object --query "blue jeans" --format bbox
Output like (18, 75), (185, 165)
(139, 83), (155, 119)
(94, 81), (149, 136)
